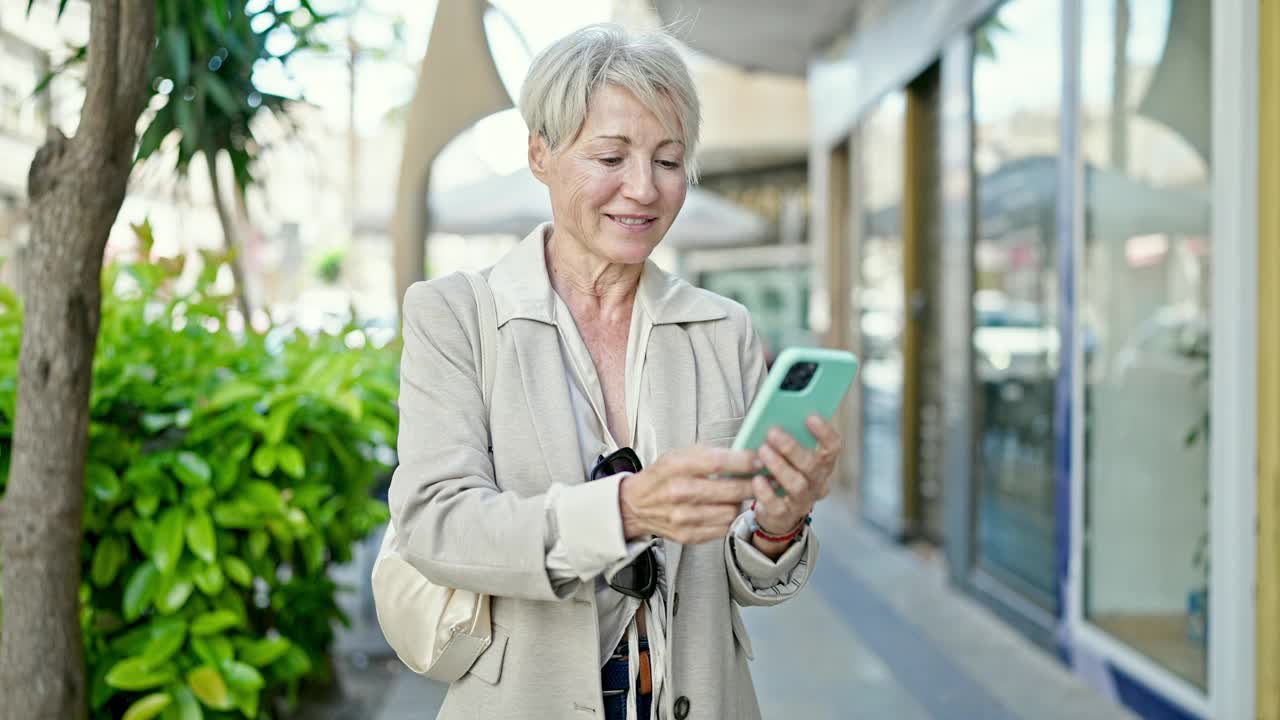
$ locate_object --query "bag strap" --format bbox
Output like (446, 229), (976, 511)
(461, 271), (497, 410)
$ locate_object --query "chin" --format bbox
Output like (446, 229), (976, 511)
(603, 237), (662, 265)
(596, 226), (665, 264)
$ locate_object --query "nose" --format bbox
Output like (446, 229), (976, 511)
(621, 160), (659, 205)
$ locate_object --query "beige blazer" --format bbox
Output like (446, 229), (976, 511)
(389, 226), (819, 719)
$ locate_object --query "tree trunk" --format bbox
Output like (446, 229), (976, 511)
(0, 2), (154, 718)
(205, 152), (253, 321)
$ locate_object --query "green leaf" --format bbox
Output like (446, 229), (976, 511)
(91, 535), (129, 587)
(212, 501), (261, 529)
(123, 692), (173, 720)
(90, 655), (117, 710)
(155, 573), (194, 615)
(152, 506), (188, 574)
(241, 480), (285, 515)
(106, 657), (176, 690)
(191, 610), (241, 636)
(124, 562), (161, 621)
(202, 72), (239, 115)
(174, 96), (197, 159)
(331, 390), (363, 420)
(189, 486), (216, 510)
(247, 530), (269, 560)
(135, 494), (161, 518)
(276, 646), (312, 680)
(164, 27), (191, 87)
(203, 381), (263, 412)
(167, 684), (204, 720)
(109, 624), (155, 656)
(186, 666), (233, 711)
(87, 462), (122, 502)
(193, 560), (226, 596)
(224, 661), (264, 693)
(141, 619), (188, 666)
(130, 518), (155, 555)
(238, 636), (290, 667)
(232, 685), (259, 719)
(186, 510), (217, 563)
(300, 530), (325, 574)
(221, 556), (253, 588)
(136, 106), (174, 163)
(276, 444), (305, 479)
(174, 451), (213, 487)
(263, 402), (296, 445)
(192, 636), (234, 670)
(251, 445), (277, 477)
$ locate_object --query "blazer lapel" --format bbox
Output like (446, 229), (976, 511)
(511, 320), (587, 488)
(641, 324), (700, 609)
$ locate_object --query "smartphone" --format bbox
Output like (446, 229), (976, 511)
(732, 347), (859, 453)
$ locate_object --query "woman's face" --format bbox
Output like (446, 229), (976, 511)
(530, 84), (688, 266)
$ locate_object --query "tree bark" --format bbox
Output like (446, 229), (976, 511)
(0, 1), (154, 718)
(205, 152), (253, 321)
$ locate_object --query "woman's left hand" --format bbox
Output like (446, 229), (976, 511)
(751, 415), (842, 538)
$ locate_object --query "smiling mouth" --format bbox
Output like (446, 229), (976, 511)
(606, 214), (657, 228)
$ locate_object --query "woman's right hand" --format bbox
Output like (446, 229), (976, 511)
(618, 446), (760, 544)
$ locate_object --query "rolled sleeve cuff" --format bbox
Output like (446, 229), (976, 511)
(728, 512), (811, 589)
(552, 473), (631, 579)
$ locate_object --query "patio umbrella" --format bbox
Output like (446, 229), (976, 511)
(427, 168), (771, 248)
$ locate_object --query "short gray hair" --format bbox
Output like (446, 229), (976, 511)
(519, 23), (701, 181)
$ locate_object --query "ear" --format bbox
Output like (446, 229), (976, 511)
(528, 133), (551, 183)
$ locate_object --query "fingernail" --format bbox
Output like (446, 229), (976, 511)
(752, 458), (764, 470)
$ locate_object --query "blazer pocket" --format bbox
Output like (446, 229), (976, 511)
(729, 605), (754, 660)
(697, 416), (745, 448)
(468, 624), (510, 685)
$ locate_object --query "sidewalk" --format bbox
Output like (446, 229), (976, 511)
(335, 495), (1134, 720)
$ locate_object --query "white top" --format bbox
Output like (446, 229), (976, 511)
(539, 279), (668, 720)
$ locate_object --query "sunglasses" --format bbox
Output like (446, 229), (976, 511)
(589, 447), (659, 601)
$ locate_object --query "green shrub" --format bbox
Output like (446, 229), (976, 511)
(314, 249), (344, 285)
(0, 222), (395, 719)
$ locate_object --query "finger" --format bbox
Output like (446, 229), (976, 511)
(676, 446), (761, 477)
(805, 415), (843, 461)
(678, 477), (755, 506)
(758, 442), (808, 499)
(669, 504), (742, 543)
(751, 474), (786, 516)
(767, 427), (821, 476)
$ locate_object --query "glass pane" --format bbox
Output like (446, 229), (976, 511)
(971, 0), (1061, 608)
(1080, 0), (1210, 691)
(857, 91), (907, 533)
(700, 267), (813, 363)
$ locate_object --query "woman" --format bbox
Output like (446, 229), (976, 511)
(389, 23), (841, 720)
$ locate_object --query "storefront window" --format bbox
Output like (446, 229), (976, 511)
(857, 91), (906, 533)
(701, 267), (812, 364)
(971, 0), (1061, 608)
(1080, 0), (1210, 691)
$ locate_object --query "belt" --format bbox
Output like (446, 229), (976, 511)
(603, 640), (653, 696)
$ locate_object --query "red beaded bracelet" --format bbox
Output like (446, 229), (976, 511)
(749, 500), (810, 543)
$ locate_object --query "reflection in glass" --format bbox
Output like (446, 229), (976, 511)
(700, 268), (812, 366)
(857, 92), (906, 533)
(971, 0), (1061, 608)
(1080, 0), (1210, 691)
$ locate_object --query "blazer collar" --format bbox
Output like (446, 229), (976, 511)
(487, 223), (728, 328)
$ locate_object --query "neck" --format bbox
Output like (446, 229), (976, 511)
(545, 226), (641, 320)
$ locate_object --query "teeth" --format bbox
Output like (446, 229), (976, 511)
(616, 217), (650, 225)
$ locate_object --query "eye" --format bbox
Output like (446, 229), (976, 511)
(598, 157), (623, 166)
(656, 160), (682, 170)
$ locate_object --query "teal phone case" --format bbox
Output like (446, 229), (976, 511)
(732, 347), (859, 452)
